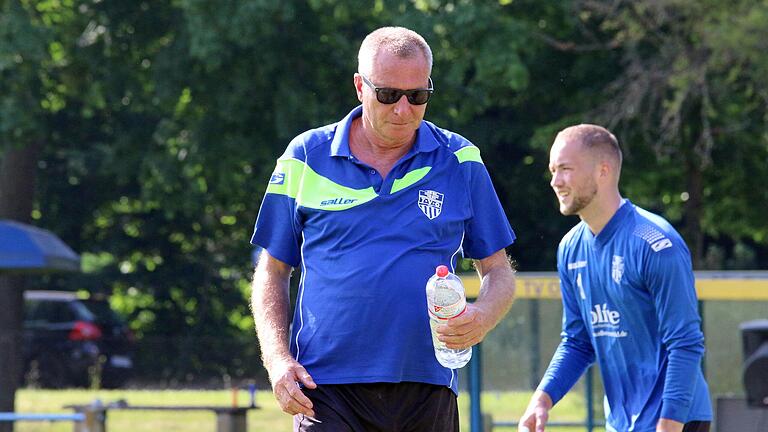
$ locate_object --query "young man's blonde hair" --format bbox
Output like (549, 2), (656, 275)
(558, 124), (623, 175)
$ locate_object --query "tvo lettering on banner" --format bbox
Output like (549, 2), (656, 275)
(521, 278), (560, 299)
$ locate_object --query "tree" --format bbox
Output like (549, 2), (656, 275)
(563, 0), (768, 267)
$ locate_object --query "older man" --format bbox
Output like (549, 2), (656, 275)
(251, 26), (517, 431)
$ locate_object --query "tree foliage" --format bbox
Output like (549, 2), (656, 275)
(566, 0), (768, 267)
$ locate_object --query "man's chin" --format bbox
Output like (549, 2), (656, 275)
(559, 205), (578, 216)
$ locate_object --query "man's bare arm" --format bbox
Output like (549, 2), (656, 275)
(251, 250), (316, 417)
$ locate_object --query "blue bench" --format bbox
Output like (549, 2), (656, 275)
(0, 411), (100, 432)
(0, 412), (85, 422)
(65, 401), (259, 432)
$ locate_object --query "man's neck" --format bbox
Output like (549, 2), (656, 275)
(581, 192), (623, 236)
(349, 117), (414, 178)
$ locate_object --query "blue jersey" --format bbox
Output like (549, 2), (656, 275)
(539, 201), (712, 431)
(251, 106), (515, 393)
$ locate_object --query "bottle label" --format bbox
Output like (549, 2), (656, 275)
(430, 319), (447, 350)
(429, 298), (466, 320)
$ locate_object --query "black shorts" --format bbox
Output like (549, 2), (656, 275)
(683, 421), (710, 432)
(293, 382), (459, 432)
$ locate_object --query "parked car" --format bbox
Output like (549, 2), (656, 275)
(23, 290), (136, 388)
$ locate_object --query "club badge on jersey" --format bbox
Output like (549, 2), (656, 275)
(611, 255), (624, 284)
(418, 190), (444, 220)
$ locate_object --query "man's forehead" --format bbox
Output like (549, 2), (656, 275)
(550, 137), (587, 164)
(551, 136), (582, 154)
(371, 52), (428, 71)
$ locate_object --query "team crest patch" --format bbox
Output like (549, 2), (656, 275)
(611, 255), (624, 284)
(418, 190), (444, 220)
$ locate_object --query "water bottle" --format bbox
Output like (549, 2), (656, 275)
(426, 265), (472, 369)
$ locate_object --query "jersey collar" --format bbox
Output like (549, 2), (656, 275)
(593, 199), (632, 247)
(329, 105), (440, 158)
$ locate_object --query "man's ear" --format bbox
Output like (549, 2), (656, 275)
(353, 74), (364, 102)
(598, 159), (611, 179)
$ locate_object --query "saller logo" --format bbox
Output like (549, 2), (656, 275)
(320, 197), (357, 206)
(418, 190), (444, 220)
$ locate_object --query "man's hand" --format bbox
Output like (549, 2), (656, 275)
(436, 303), (491, 350)
(268, 357), (317, 417)
(436, 249), (516, 350)
(656, 418), (684, 432)
(518, 390), (553, 432)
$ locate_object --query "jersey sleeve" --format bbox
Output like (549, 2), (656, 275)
(250, 153), (305, 268)
(642, 238), (705, 422)
(458, 147), (515, 259)
(538, 245), (595, 404)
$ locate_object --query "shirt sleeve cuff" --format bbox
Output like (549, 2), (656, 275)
(660, 399), (691, 423)
(537, 382), (565, 406)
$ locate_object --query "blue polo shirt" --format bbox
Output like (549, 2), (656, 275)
(251, 106), (515, 393)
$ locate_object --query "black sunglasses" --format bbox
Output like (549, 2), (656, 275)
(360, 74), (434, 105)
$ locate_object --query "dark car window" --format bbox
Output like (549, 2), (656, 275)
(25, 300), (94, 323)
(80, 300), (123, 325)
(70, 301), (96, 321)
(24, 301), (42, 322)
(27, 301), (75, 323)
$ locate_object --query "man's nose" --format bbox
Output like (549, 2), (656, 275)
(550, 172), (561, 188)
(392, 94), (412, 114)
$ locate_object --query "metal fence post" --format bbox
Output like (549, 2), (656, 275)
(698, 300), (706, 377)
(530, 299), (541, 390)
(470, 343), (483, 432)
(585, 366), (594, 432)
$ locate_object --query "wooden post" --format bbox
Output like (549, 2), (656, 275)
(482, 413), (494, 432)
(72, 405), (106, 432)
(214, 408), (247, 432)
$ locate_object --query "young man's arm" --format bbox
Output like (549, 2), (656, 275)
(644, 241), (706, 429)
(520, 258), (595, 431)
(656, 418), (684, 432)
(251, 250), (316, 417)
(518, 390), (554, 432)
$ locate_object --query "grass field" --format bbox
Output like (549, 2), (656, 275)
(13, 388), (605, 431)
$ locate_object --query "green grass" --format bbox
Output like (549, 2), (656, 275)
(14, 388), (605, 431)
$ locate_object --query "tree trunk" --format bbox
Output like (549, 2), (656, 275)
(678, 99), (705, 270)
(684, 156), (704, 269)
(0, 276), (25, 426)
(0, 142), (40, 432)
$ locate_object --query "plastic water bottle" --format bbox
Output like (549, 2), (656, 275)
(426, 265), (472, 369)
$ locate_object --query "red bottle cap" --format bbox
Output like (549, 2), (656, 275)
(435, 265), (449, 277)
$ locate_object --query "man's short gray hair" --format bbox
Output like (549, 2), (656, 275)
(358, 26), (433, 75)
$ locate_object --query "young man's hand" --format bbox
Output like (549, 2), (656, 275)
(656, 418), (684, 432)
(518, 390), (553, 432)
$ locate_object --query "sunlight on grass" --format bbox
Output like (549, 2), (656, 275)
(15, 388), (604, 431)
